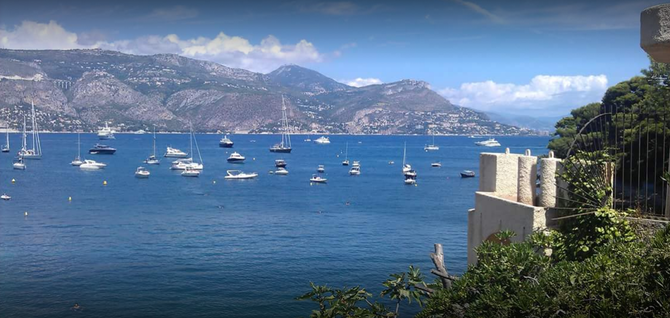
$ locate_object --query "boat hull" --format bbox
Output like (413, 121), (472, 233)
(460, 172), (476, 178)
(269, 147), (292, 153)
(89, 149), (116, 155)
(227, 158), (245, 163)
(219, 142), (234, 148)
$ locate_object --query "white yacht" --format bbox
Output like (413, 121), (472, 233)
(18, 101), (42, 159)
(342, 142), (350, 166)
(1, 194), (11, 200)
(310, 174), (327, 183)
(404, 177), (417, 185)
(135, 167), (150, 178)
(13, 158), (26, 170)
(71, 133), (83, 166)
(431, 162), (442, 168)
(475, 138), (501, 147)
(170, 129), (203, 170)
(349, 166), (360, 175)
(227, 152), (246, 163)
(274, 167), (289, 175)
(314, 136), (330, 144)
(97, 122), (115, 140)
(181, 166), (200, 177)
(224, 170), (258, 179)
(219, 134), (234, 148)
(164, 146), (188, 158)
(145, 128), (160, 165)
(80, 159), (106, 170)
(317, 165), (325, 173)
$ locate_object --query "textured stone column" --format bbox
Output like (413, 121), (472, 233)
(479, 150), (521, 201)
(641, 4), (670, 63)
(517, 149), (538, 205)
(539, 152), (562, 208)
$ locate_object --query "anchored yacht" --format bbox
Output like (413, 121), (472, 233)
(97, 122), (115, 140)
(314, 136), (330, 144)
(475, 138), (501, 147)
(227, 152), (246, 163)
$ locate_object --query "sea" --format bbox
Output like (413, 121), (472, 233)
(0, 133), (551, 317)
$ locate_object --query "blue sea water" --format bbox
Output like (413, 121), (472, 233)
(0, 134), (550, 317)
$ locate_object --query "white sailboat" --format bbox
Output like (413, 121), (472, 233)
(18, 101), (42, 159)
(2, 126), (9, 153)
(402, 142), (411, 174)
(144, 128), (160, 165)
(342, 142), (350, 166)
(176, 128), (203, 172)
(424, 135), (439, 151)
(71, 133), (83, 166)
(269, 95), (292, 153)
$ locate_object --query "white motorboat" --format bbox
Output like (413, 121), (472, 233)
(424, 135), (439, 151)
(224, 170), (258, 179)
(404, 177), (417, 185)
(349, 166), (360, 175)
(135, 167), (150, 178)
(342, 142), (349, 165)
(352, 161), (360, 168)
(71, 133), (83, 166)
(145, 128), (160, 165)
(164, 146), (188, 158)
(181, 166), (200, 177)
(314, 136), (330, 144)
(18, 102), (42, 159)
(317, 165), (325, 173)
(172, 158), (193, 165)
(97, 122), (115, 140)
(80, 159), (106, 170)
(13, 158), (26, 170)
(431, 162), (442, 168)
(1, 194), (10, 200)
(219, 134), (234, 148)
(227, 152), (246, 163)
(275, 159), (287, 168)
(475, 138), (501, 147)
(404, 169), (417, 177)
(269, 96), (292, 153)
(171, 161), (203, 171)
(274, 167), (289, 175)
(310, 174), (327, 183)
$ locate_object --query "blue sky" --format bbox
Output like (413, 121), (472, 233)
(0, 0), (662, 116)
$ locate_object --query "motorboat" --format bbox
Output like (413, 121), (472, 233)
(172, 158), (193, 165)
(89, 144), (116, 155)
(404, 177), (417, 185)
(13, 158), (26, 170)
(227, 152), (246, 163)
(80, 159), (106, 170)
(97, 122), (115, 140)
(71, 133), (83, 166)
(135, 167), (150, 178)
(269, 96), (292, 153)
(181, 166), (200, 177)
(475, 138), (501, 147)
(431, 162), (442, 168)
(164, 146), (188, 158)
(349, 166), (360, 175)
(275, 167), (289, 175)
(314, 136), (330, 144)
(352, 161), (360, 168)
(461, 170), (476, 178)
(171, 161), (203, 171)
(275, 159), (287, 168)
(219, 135), (234, 148)
(224, 170), (258, 179)
(145, 128), (160, 165)
(1, 194), (10, 200)
(317, 165), (325, 173)
(310, 174), (327, 183)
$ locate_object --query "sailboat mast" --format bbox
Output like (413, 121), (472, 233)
(403, 142), (407, 166)
(22, 115), (27, 150)
(77, 132), (81, 158)
(281, 95), (291, 148)
(345, 142), (348, 160)
(31, 100), (36, 151)
(153, 127), (156, 156)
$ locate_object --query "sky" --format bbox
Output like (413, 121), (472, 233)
(0, 0), (661, 117)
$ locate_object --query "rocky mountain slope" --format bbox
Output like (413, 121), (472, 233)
(0, 49), (533, 135)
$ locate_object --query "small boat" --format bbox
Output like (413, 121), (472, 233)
(388, 161), (394, 165)
(404, 169), (417, 177)
(352, 161), (360, 168)
(135, 167), (150, 178)
(275, 167), (289, 175)
(1, 194), (10, 200)
(2, 126), (9, 153)
(71, 133), (83, 166)
(317, 165), (325, 173)
(145, 128), (160, 165)
(97, 122), (115, 140)
(181, 166), (200, 177)
(314, 136), (330, 144)
(431, 162), (442, 168)
(227, 152), (246, 163)
(171, 161), (203, 170)
(349, 166), (360, 175)
(475, 138), (501, 147)
(275, 159), (287, 168)
(12, 158), (26, 170)
(404, 177), (417, 185)
(80, 159), (106, 170)
(269, 96), (292, 153)
(310, 174), (327, 183)
(219, 134), (234, 148)
(461, 170), (476, 178)
(89, 144), (116, 155)
(304, 134), (311, 142)
(342, 142), (349, 165)
(164, 146), (188, 158)
(424, 135), (439, 151)
(224, 170), (258, 179)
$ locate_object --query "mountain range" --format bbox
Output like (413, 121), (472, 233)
(0, 48), (535, 135)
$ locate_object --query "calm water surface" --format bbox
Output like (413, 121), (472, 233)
(0, 134), (550, 317)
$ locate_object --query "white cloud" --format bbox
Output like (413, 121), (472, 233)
(0, 20), (325, 73)
(342, 77), (383, 87)
(439, 75), (608, 115)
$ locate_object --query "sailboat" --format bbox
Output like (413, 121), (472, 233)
(2, 126), (9, 153)
(144, 128), (160, 165)
(173, 128), (203, 171)
(18, 100), (42, 159)
(402, 142), (417, 184)
(269, 95), (292, 153)
(71, 133), (83, 166)
(342, 142), (350, 166)
(424, 134), (439, 151)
